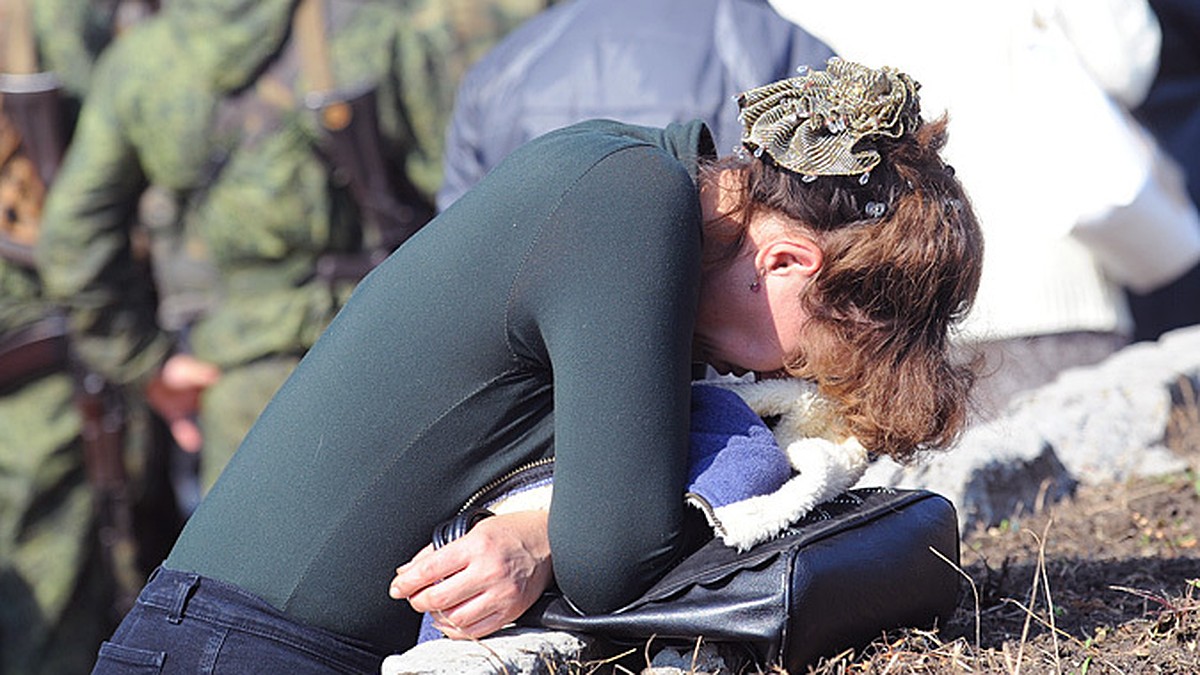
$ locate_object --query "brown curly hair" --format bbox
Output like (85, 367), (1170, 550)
(700, 115), (984, 462)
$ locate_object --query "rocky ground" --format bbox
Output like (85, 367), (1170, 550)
(801, 386), (1200, 675)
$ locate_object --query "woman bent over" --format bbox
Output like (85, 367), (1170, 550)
(91, 58), (982, 674)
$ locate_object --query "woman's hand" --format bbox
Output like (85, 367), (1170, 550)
(143, 353), (221, 453)
(389, 510), (553, 639)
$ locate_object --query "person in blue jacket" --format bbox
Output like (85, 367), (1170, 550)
(436, 0), (835, 211)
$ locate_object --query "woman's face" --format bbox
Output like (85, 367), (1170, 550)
(693, 209), (820, 378)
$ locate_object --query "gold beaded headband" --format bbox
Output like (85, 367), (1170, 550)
(736, 57), (921, 181)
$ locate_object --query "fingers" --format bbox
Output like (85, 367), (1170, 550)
(161, 353), (221, 389)
(388, 511), (554, 640)
(389, 543), (465, 601)
(427, 603), (508, 640)
(392, 521), (526, 610)
(395, 552), (494, 614)
(144, 355), (220, 441)
(169, 417), (204, 453)
(417, 576), (523, 639)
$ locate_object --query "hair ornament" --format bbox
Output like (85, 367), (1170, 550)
(736, 57), (921, 178)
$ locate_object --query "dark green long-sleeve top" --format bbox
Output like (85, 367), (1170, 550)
(166, 119), (716, 653)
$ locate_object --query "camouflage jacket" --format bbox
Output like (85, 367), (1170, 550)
(1, 0), (120, 337)
(31, 0), (128, 99)
(35, 0), (551, 385)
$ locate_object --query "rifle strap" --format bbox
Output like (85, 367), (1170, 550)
(0, 0), (38, 74)
(294, 0), (333, 93)
(207, 0), (356, 168)
(0, 314), (69, 394)
(293, 0), (352, 132)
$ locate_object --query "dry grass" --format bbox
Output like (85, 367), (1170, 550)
(560, 513), (1200, 674)
(563, 376), (1200, 675)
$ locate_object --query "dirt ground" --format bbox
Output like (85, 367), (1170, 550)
(806, 379), (1200, 675)
(579, 468), (1199, 675)
(566, 380), (1199, 675)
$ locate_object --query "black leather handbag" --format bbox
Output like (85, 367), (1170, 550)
(516, 487), (962, 672)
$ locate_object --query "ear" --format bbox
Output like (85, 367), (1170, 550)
(755, 236), (823, 280)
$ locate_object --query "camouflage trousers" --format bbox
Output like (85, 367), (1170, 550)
(0, 368), (184, 674)
(0, 372), (113, 675)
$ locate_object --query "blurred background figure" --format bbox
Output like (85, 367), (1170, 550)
(1, 1), (171, 673)
(1128, 0), (1200, 342)
(35, 0), (553, 513)
(436, 0), (835, 211)
(13, 0), (545, 670)
(768, 0), (1200, 420)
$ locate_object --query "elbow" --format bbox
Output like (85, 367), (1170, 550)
(550, 536), (685, 614)
(554, 575), (639, 615)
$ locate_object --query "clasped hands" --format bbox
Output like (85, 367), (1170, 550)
(389, 510), (554, 639)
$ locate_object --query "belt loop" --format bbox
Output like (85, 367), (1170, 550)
(167, 573), (201, 624)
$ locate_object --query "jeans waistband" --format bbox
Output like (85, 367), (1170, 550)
(138, 566), (382, 671)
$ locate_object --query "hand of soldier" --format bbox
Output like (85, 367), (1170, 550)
(144, 353), (221, 453)
(389, 510), (553, 639)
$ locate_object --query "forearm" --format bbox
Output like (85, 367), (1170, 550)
(530, 146), (704, 612)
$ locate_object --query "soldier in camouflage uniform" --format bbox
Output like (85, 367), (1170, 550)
(1, 1), (158, 672)
(36, 0), (554, 497)
(0, 267), (110, 675)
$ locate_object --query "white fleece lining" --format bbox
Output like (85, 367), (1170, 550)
(701, 379), (870, 551)
(486, 378), (870, 551)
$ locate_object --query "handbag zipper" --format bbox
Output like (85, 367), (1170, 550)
(459, 456), (555, 514)
(684, 492), (727, 538)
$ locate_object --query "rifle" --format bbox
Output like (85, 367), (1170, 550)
(0, 315), (139, 617)
(75, 369), (142, 618)
(0, 236), (34, 267)
(294, 0), (434, 282)
(309, 86), (435, 281)
(0, 0), (156, 215)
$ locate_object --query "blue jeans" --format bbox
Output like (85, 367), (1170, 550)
(91, 567), (385, 674)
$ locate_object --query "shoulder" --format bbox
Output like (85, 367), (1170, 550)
(87, 17), (179, 94)
(499, 120), (705, 201)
